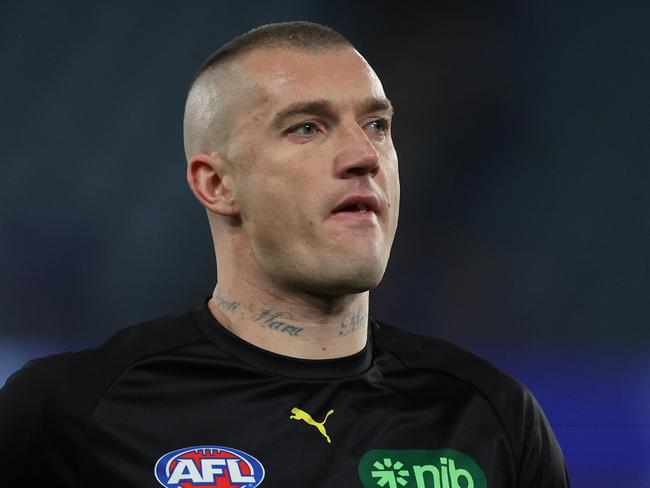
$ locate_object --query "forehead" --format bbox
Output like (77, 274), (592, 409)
(237, 47), (387, 117)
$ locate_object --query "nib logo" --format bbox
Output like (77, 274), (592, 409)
(359, 449), (486, 488)
(371, 458), (410, 487)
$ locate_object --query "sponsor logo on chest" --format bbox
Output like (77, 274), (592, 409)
(358, 449), (486, 488)
(154, 445), (265, 488)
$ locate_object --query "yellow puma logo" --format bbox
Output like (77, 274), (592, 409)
(289, 407), (335, 444)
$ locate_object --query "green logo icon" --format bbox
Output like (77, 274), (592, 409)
(359, 449), (486, 488)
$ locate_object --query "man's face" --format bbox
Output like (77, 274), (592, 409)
(224, 46), (400, 296)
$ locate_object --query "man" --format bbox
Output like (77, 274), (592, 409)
(0, 22), (569, 487)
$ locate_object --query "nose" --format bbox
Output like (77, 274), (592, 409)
(334, 123), (380, 178)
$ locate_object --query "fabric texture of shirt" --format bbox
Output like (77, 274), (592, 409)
(0, 298), (569, 487)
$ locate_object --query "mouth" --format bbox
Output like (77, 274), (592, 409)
(331, 195), (380, 216)
(329, 195), (381, 225)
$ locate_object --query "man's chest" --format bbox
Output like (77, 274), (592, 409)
(77, 374), (515, 487)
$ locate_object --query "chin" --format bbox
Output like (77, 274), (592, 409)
(262, 248), (390, 297)
(308, 262), (387, 296)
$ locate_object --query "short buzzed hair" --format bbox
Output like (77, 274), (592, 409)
(183, 21), (354, 160)
(191, 21), (353, 86)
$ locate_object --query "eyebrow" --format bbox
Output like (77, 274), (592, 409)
(360, 97), (394, 117)
(270, 97), (394, 130)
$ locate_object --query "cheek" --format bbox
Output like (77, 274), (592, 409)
(382, 153), (400, 194)
(234, 144), (325, 240)
(240, 172), (312, 238)
(382, 156), (401, 225)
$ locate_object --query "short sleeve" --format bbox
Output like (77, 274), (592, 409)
(0, 355), (81, 485)
(0, 359), (50, 461)
(517, 389), (571, 487)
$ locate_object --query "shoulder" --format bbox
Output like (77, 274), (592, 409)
(2, 310), (203, 398)
(372, 318), (524, 396)
(372, 319), (569, 486)
(0, 311), (203, 457)
(372, 318), (537, 419)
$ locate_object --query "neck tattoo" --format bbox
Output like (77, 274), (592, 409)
(212, 289), (367, 340)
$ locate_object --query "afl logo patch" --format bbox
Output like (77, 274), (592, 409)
(154, 445), (265, 487)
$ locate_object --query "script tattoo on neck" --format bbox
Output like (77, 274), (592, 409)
(254, 309), (303, 337)
(339, 307), (368, 337)
(214, 288), (240, 313)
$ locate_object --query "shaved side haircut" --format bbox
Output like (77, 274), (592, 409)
(183, 21), (354, 160)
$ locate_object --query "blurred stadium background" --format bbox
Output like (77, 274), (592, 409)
(1, 1), (648, 484)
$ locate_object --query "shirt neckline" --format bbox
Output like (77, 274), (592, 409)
(190, 297), (374, 380)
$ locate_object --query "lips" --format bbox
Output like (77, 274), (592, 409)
(331, 195), (381, 215)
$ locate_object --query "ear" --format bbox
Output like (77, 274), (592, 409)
(186, 153), (239, 217)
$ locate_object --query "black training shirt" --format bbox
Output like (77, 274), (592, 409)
(0, 299), (569, 487)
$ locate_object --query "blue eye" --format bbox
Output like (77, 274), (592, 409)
(368, 119), (388, 135)
(290, 122), (317, 135)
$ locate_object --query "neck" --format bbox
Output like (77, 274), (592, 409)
(206, 280), (369, 360)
